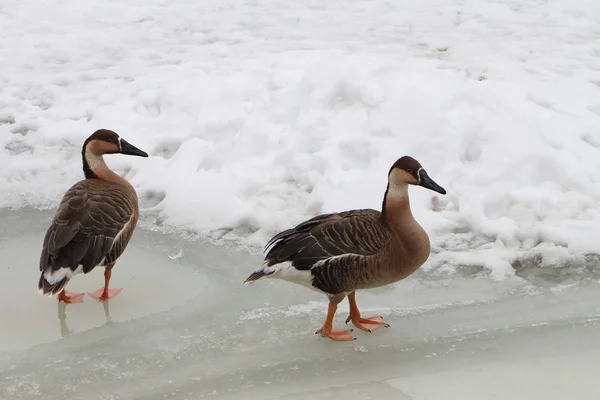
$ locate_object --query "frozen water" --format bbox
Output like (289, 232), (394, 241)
(1, 210), (600, 399)
(1, 0), (600, 280)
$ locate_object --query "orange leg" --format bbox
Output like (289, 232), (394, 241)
(57, 289), (84, 304)
(345, 291), (389, 332)
(88, 267), (122, 301)
(315, 302), (355, 341)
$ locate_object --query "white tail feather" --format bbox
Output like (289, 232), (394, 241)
(246, 262), (319, 291)
(43, 265), (83, 285)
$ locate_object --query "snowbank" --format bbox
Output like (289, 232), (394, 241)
(2, 0), (600, 277)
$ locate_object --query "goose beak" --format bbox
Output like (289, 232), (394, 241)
(120, 139), (149, 157)
(418, 169), (446, 195)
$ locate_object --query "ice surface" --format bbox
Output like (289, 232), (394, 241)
(1, 210), (600, 399)
(2, 0), (600, 278)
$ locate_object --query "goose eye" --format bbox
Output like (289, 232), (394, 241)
(406, 168), (413, 174)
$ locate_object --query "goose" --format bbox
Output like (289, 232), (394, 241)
(38, 129), (148, 303)
(245, 156), (446, 341)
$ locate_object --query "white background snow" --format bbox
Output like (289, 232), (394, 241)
(2, 0), (600, 279)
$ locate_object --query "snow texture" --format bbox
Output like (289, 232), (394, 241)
(2, 0), (600, 278)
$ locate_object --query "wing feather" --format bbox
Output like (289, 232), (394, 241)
(264, 209), (389, 270)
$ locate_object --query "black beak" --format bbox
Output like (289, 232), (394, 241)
(418, 169), (446, 195)
(120, 139), (149, 157)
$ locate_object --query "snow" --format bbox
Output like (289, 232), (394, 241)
(2, 0), (600, 282)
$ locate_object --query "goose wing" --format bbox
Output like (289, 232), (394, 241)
(264, 209), (389, 270)
(40, 180), (135, 274)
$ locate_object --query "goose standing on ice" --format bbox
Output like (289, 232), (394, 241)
(245, 156), (446, 341)
(38, 129), (148, 303)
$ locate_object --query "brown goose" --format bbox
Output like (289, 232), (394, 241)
(38, 129), (148, 303)
(245, 156), (446, 341)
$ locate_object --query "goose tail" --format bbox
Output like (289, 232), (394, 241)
(244, 268), (275, 284)
(38, 271), (69, 296)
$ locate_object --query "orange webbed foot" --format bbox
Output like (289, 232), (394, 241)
(315, 327), (356, 341)
(88, 287), (122, 301)
(57, 290), (85, 304)
(345, 315), (390, 333)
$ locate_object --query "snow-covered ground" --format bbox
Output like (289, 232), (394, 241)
(2, 0), (600, 279)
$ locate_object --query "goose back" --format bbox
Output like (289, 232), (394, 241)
(265, 210), (387, 265)
(257, 203), (432, 295)
(261, 209), (399, 294)
(39, 179), (138, 293)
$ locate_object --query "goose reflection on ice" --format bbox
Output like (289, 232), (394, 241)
(57, 300), (113, 338)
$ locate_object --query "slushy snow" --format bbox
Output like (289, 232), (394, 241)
(1, 0), (600, 279)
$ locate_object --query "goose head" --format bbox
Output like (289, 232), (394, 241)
(84, 129), (149, 158)
(388, 156), (446, 195)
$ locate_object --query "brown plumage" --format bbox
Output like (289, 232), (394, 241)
(245, 156), (446, 341)
(38, 129), (148, 303)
